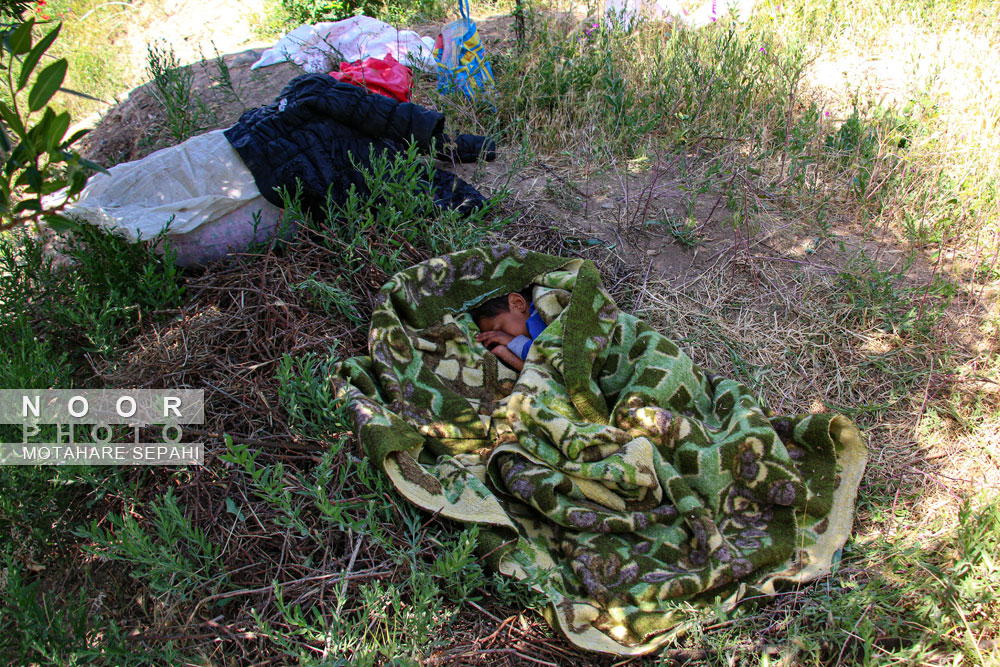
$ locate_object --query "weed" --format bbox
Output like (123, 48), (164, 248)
(283, 141), (507, 280)
(836, 250), (955, 338)
(492, 17), (791, 158)
(0, 224), (184, 379)
(275, 348), (350, 439)
(210, 42), (246, 110)
(145, 40), (211, 143)
(290, 276), (363, 324)
(1, 543), (206, 665)
(78, 488), (230, 605)
(646, 214), (703, 248)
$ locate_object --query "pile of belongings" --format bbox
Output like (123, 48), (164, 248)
(64, 74), (494, 267)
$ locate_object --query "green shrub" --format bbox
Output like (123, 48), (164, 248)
(266, 0), (449, 32)
(78, 488), (230, 604)
(1, 18), (101, 233)
(284, 141), (507, 279)
(0, 224), (184, 382)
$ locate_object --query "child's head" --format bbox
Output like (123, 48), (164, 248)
(472, 286), (533, 337)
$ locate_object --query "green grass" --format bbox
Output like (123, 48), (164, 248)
(25, 0), (137, 119)
(0, 222), (187, 665)
(489, 15), (798, 159)
(0, 224), (184, 387)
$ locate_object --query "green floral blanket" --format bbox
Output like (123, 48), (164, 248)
(332, 246), (867, 655)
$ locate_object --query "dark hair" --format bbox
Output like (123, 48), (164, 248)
(470, 286), (533, 322)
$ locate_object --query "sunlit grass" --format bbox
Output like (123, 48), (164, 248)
(28, 0), (139, 119)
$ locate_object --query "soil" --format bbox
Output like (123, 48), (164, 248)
(80, 50), (301, 165)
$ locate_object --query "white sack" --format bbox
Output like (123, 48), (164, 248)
(251, 15), (437, 73)
(63, 130), (287, 267)
(65, 130), (271, 242)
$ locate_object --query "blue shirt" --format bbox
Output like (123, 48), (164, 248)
(506, 303), (547, 360)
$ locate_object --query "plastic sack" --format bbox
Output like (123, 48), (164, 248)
(60, 130), (290, 268)
(433, 0), (495, 102)
(330, 53), (414, 102)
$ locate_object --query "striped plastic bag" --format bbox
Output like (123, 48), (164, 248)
(433, 0), (496, 102)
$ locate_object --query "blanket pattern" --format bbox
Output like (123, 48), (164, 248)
(332, 246), (867, 654)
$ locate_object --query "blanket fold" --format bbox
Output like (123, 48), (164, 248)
(332, 245), (867, 654)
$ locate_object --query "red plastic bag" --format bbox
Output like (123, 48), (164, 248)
(330, 53), (413, 102)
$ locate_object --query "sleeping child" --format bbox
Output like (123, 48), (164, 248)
(471, 286), (547, 373)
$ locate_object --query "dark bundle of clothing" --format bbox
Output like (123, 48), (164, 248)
(224, 74), (495, 216)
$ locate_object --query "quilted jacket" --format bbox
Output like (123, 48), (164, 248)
(224, 74), (494, 216)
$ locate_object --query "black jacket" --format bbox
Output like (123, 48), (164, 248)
(224, 74), (493, 216)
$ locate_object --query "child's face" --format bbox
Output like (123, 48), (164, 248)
(476, 294), (530, 338)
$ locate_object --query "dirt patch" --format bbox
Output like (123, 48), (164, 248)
(81, 50), (302, 166)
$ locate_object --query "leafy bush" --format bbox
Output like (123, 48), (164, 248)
(145, 40), (211, 143)
(78, 488), (230, 604)
(0, 224), (184, 383)
(1, 18), (101, 232)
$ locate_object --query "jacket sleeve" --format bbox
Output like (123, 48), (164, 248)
(280, 75), (446, 153)
(506, 335), (533, 360)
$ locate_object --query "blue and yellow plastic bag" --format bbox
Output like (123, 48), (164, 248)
(433, 0), (495, 102)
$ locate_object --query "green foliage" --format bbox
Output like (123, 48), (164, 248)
(223, 432), (462, 663)
(211, 42), (245, 110)
(491, 17), (792, 157)
(835, 494), (1000, 664)
(271, 0), (448, 30)
(290, 276), (363, 323)
(77, 488), (230, 604)
(275, 347), (351, 440)
(0, 458), (157, 665)
(836, 250), (954, 338)
(278, 0), (348, 24)
(951, 493), (1000, 602)
(0, 559), (93, 666)
(645, 214), (703, 248)
(145, 40), (210, 143)
(1, 18), (101, 232)
(0, 465), (83, 567)
(256, 566), (450, 667)
(671, 494), (1000, 666)
(0, 540), (199, 666)
(32, 0), (135, 122)
(823, 104), (913, 201)
(0, 217), (183, 596)
(284, 141), (507, 279)
(0, 224), (184, 383)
